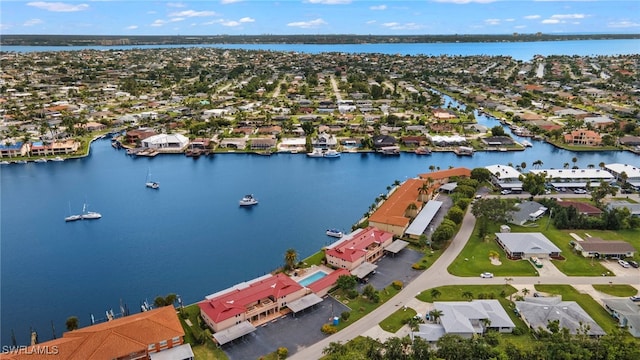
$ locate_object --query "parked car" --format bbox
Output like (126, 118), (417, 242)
(628, 260), (639, 268)
(618, 259), (630, 268)
(500, 189), (512, 195)
(573, 188), (588, 194)
(480, 272), (494, 278)
(630, 295), (640, 302)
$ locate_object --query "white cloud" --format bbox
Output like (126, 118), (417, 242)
(151, 19), (166, 27)
(504, 18), (514, 22)
(166, 2), (186, 7)
(485, 18), (500, 25)
(608, 20), (640, 28)
(370, 4), (387, 10)
(306, 0), (351, 4)
(524, 15), (540, 20)
(203, 19), (224, 25)
(239, 17), (255, 23)
(222, 20), (241, 27)
(432, 0), (496, 4)
(541, 19), (560, 24)
(287, 18), (327, 28)
(27, 2), (89, 12)
(221, 0), (243, 3)
(514, 25), (526, 29)
(24, 18), (44, 26)
(126, 25), (138, 30)
(0, 24), (11, 30)
(170, 10), (217, 18)
(382, 22), (423, 30)
(170, 17), (185, 22)
(551, 13), (585, 19)
(366, 20), (376, 24)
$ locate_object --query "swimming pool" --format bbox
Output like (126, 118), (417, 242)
(298, 271), (328, 287)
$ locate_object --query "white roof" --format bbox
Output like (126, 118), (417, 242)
(142, 133), (189, 146)
(280, 137), (307, 146)
(435, 300), (515, 334)
(495, 232), (561, 254)
(605, 163), (640, 179)
(486, 164), (522, 180)
(530, 168), (614, 180)
(406, 200), (443, 236)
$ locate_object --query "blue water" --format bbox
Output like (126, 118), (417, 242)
(2, 135), (638, 345)
(298, 271), (329, 287)
(2, 39), (639, 61)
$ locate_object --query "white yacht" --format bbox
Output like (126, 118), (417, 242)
(323, 149), (341, 158)
(307, 148), (324, 158)
(65, 214), (82, 222)
(326, 229), (344, 238)
(239, 194), (258, 206)
(51, 156), (64, 162)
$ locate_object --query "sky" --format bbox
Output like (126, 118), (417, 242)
(1, 0), (639, 36)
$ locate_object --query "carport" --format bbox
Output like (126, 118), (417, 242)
(213, 321), (256, 346)
(288, 293), (324, 316)
(405, 200), (443, 239)
(352, 262), (378, 279)
(384, 239), (409, 257)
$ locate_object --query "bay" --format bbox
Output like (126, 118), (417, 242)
(1, 131), (638, 345)
(2, 39), (639, 61)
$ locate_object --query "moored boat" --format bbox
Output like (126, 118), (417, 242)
(415, 147), (431, 155)
(326, 229), (344, 238)
(307, 148), (324, 158)
(323, 149), (341, 158)
(51, 156), (64, 162)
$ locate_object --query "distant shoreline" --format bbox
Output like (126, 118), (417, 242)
(2, 33), (639, 47)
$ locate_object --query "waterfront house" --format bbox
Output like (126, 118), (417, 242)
(604, 163), (640, 189)
(564, 129), (602, 146)
(125, 129), (157, 145)
(312, 132), (338, 149)
(495, 232), (561, 259)
(516, 296), (605, 336)
(324, 226), (394, 271)
(618, 136), (640, 147)
(0, 141), (28, 158)
(371, 135), (397, 149)
(412, 300), (514, 343)
(485, 164), (523, 191)
(572, 237), (635, 259)
(141, 134), (189, 152)
(198, 273), (307, 334)
(602, 298), (640, 338)
(418, 167), (472, 185)
(0, 306), (192, 360)
(368, 178), (428, 236)
(530, 168), (614, 190)
(250, 138), (276, 150)
(30, 140), (79, 156)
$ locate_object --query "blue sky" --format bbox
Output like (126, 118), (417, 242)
(1, 0), (639, 36)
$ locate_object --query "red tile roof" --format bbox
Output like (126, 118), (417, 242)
(198, 273), (303, 323)
(418, 167), (471, 181)
(0, 306), (183, 360)
(325, 227), (393, 262)
(368, 179), (425, 228)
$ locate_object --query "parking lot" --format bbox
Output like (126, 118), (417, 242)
(357, 248), (425, 292)
(223, 296), (350, 360)
(600, 258), (640, 277)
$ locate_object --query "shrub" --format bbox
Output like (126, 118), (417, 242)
(512, 326), (527, 335)
(412, 262), (427, 270)
(277, 347), (289, 359)
(321, 323), (338, 334)
(347, 289), (359, 299)
(341, 311), (351, 321)
(392, 280), (403, 290)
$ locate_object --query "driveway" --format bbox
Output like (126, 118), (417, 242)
(599, 259), (640, 277)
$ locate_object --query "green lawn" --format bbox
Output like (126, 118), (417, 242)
(331, 285), (401, 331)
(448, 223), (540, 277)
(301, 250), (326, 267)
(534, 284), (619, 333)
(379, 307), (417, 333)
(178, 304), (228, 360)
(592, 284), (638, 297)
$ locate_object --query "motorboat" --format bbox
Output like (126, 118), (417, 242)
(146, 181), (160, 189)
(415, 147), (431, 155)
(323, 149), (341, 158)
(51, 156), (64, 162)
(34, 158), (48, 163)
(15, 160), (27, 164)
(65, 214), (82, 222)
(239, 194), (258, 206)
(307, 148), (324, 158)
(326, 229), (344, 238)
(0, 161), (9, 165)
(521, 140), (533, 147)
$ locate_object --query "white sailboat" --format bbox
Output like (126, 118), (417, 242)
(65, 202), (82, 222)
(145, 168), (159, 189)
(81, 203), (102, 220)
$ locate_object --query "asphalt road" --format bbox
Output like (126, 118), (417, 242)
(290, 194), (640, 360)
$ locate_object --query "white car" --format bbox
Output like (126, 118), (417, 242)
(500, 189), (511, 195)
(618, 260), (630, 268)
(573, 188), (588, 194)
(480, 272), (494, 278)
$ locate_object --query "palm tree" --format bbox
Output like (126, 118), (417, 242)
(284, 248), (298, 271)
(322, 341), (346, 356)
(404, 202), (418, 219)
(488, 250), (500, 260)
(429, 309), (443, 324)
(430, 288), (441, 300)
(572, 156), (578, 167)
(462, 291), (474, 301)
(65, 316), (79, 331)
(563, 162), (570, 169)
(599, 162), (605, 170)
(429, 165), (435, 172)
(522, 288), (530, 297)
(533, 159), (543, 169)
